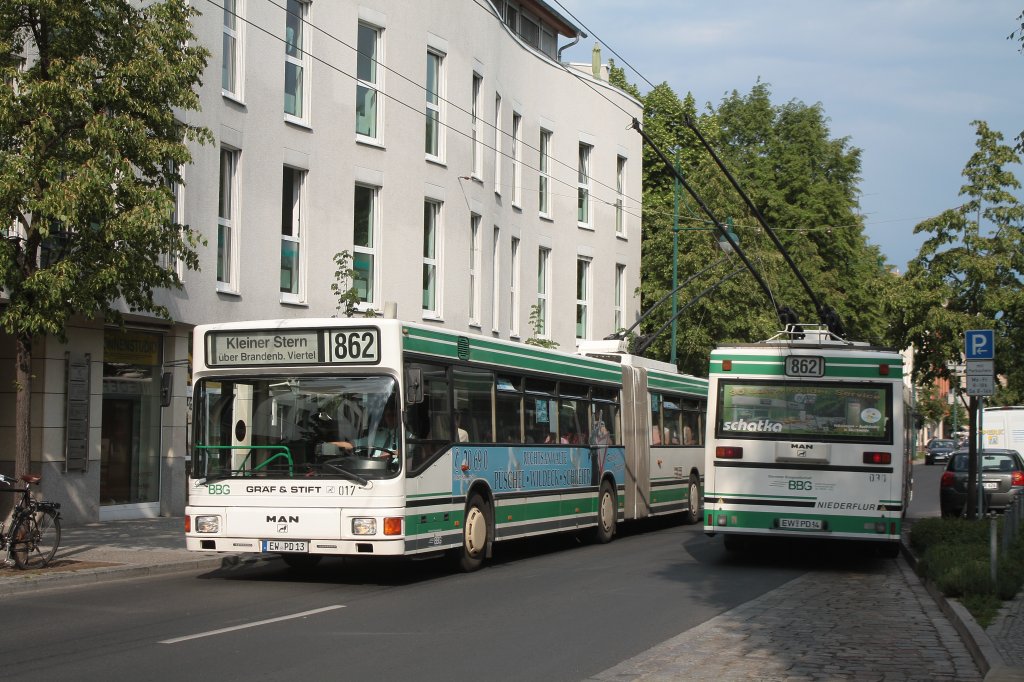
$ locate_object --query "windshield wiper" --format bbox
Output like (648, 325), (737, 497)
(321, 459), (369, 487)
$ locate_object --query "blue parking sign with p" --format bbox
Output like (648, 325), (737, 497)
(965, 329), (995, 360)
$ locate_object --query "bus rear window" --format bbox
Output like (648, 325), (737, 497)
(716, 380), (892, 443)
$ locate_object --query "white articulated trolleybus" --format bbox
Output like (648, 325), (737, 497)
(702, 326), (912, 556)
(185, 319), (707, 571)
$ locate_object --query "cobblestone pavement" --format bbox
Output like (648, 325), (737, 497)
(988, 594), (1024, 668)
(589, 556), (981, 682)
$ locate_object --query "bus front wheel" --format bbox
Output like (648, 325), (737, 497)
(593, 481), (617, 543)
(457, 494), (490, 572)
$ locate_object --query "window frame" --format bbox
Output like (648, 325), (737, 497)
(511, 111), (522, 207)
(576, 257), (591, 340)
(469, 214), (481, 326)
(578, 143), (592, 228)
(538, 129), (552, 218)
(283, 0), (310, 124)
(491, 226), (501, 333)
(353, 183), (380, 309)
(280, 166), (306, 303)
(493, 93), (502, 195)
(536, 246), (550, 340)
(422, 199), (443, 318)
(616, 155), (627, 237)
(614, 263), (625, 332)
(221, 0), (244, 101)
(509, 236), (520, 337)
(471, 72), (483, 179)
(425, 49), (445, 162)
(216, 147), (240, 293)
(356, 21), (383, 143)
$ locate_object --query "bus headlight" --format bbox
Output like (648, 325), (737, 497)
(195, 515), (221, 534)
(352, 518), (377, 535)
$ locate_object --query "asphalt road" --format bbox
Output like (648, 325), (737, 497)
(1, 518), (838, 682)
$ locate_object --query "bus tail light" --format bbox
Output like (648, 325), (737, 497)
(384, 517), (403, 536)
(722, 360), (732, 371)
(184, 515), (191, 533)
(716, 446), (743, 459)
(878, 364), (890, 376)
(863, 452), (891, 465)
(940, 472), (955, 488)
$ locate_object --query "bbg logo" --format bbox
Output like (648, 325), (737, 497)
(788, 480), (813, 491)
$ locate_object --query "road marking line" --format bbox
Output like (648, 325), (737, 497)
(159, 605), (346, 644)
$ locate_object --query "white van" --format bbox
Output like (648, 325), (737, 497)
(981, 407), (1024, 450)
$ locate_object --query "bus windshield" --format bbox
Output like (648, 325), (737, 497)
(192, 375), (401, 481)
(715, 380), (892, 443)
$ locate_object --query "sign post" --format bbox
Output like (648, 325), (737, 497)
(964, 330), (995, 519)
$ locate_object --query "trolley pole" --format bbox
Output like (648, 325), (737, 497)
(670, 152), (680, 366)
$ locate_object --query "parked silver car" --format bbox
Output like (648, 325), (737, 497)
(939, 449), (1024, 517)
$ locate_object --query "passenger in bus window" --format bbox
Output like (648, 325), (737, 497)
(683, 424), (695, 445)
(456, 410), (470, 443)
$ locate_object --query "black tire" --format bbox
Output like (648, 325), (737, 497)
(12, 508), (61, 569)
(457, 494), (490, 572)
(281, 554), (323, 570)
(684, 475), (701, 525)
(593, 481), (617, 543)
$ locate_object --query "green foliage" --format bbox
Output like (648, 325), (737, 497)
(889, 121), (1024, 401)
(632, 79), (888, 375)
(331, 250), (361, 318)
(525, 304), (558, 349)
(0, 0), (210, 474)
(910, 516), (1024, 626)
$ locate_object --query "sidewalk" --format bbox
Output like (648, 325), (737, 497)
(1, 517), (1023, 681)
(0, 516), (248, 596)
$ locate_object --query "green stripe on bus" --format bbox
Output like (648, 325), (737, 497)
(705, 491), (815, 501)
(648, 371), (708, 395)
(708, 356), (903, 379)
(707, 508), (902, 535)
(403, 327), (621, 383)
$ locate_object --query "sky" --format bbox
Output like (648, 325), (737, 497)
(555, 0), (1024, 271)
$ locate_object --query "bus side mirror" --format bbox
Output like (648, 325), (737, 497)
(406, 367), (424, 404)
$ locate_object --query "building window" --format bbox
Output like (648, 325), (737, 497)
(284, 0), (309, 121)
(425, 50), (444, 160)
(423, 200), (442, 316)
(616, 155), (627, 236)
(536, 247), (550, 339)
(161, 163), (184, 279)
(217, 148), (239, 291)
(280, 167), (304, 299)
(493, 93), (502, 195)
(578, 143), (592, 226)
(353, 184), (378, 306)
(510, 236), (520, 336)
(539, 129), (551, 217)
(356, 22), (381, 140)
(511, 112), (522, 207)
(614, 263), (626, 331)
(469, 215), (481, 325)
(576, 257), (590, 340)
(471, 73), (483, 178)
(491, 227), (501, 332)
(222, 0), (242, 98)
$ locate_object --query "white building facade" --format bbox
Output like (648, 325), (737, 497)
(0, 0), (643, 523)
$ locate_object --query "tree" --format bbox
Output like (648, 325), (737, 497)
(890, 121), (1024, 401)
(0, 1), (210, 479)
(630, 79), (890, 376)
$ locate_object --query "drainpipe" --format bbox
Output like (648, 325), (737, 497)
(557, 35), (580, 62)
(592, 42), (601, 79)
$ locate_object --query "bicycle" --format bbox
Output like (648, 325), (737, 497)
(0, 473), (61, 569)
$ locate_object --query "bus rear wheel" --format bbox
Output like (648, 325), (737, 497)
(457, 494), (490, 572)
(684, 475), (701, 525)
(593, 481), (616, 543)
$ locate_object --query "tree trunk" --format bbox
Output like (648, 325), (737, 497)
(15, 334), (32, 480)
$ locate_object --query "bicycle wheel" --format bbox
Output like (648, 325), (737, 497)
(12, 508), (61, 569)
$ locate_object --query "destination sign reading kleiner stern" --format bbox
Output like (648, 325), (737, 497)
(207, 328), (380, 367)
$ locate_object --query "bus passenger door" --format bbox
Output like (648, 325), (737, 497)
(621, 366), (650, 520)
